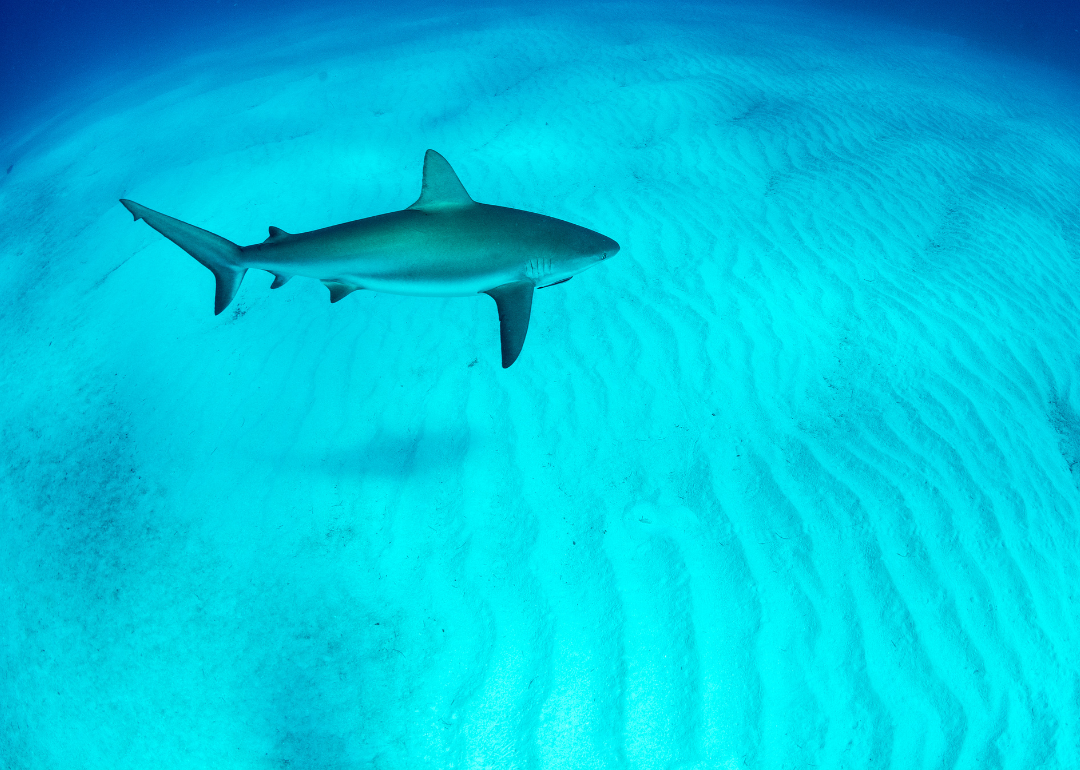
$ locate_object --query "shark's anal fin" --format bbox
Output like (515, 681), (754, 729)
(408, 150), (475, 212)
(264, 226), (289, 242)
(484, 281), (534, 368)
(323, 281), (359, 303)
(120, 198), (246, 315)
(270, 273), (293, 289)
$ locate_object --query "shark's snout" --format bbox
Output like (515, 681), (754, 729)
(600, 236), (620, 260)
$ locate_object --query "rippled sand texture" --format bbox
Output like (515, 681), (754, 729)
(3, 3), (1080, 768)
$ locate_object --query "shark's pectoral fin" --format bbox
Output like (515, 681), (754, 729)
(323, 280), (360, 303)
(270, 273), (293, 289)
(484, 281), (534, 368)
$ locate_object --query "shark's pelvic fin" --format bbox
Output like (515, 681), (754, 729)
(323, 281), (359, 303)
(120, 199), (246, 315)
(408, 150), (475, 212)
(484, 281), (534, 368)
(270, 273), (293, 289)
(264, 226), (290, 242)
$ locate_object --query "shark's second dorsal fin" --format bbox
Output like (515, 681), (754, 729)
(264, 226), (289, 242)
(408, 150), (474, 212)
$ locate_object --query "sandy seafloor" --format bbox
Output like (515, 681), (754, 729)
(2, 1), (1080, 767)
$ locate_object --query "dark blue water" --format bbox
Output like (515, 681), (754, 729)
(0, 0), (330, 138)
(1, 0), (249, 135)
(816, 0), (1080, 71)
(3, 0), (1079, 138)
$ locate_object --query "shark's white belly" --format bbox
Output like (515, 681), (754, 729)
(343, 270), (523, 297)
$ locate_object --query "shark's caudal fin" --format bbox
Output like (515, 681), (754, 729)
(485, 281), (534, 368)
(120, 199), (246, 315)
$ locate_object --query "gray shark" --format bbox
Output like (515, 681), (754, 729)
(120, 150), (619, 367)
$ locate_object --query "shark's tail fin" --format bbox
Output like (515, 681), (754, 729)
(120, 199), (246, 315)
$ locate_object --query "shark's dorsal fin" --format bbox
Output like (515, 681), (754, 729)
(484, 280), (534, 368)
(408, 150), (474, 212)
(264, 226), (289, 242)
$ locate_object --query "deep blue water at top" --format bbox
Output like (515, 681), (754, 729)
(0, 0), (322, 138)
(815, 0), (1080, 72)
(2, 0), (1079, 140)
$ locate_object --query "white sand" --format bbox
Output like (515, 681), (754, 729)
(2, 2), (1079, 767)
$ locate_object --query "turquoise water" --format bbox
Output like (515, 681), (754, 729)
(2, 3), (1079, 767)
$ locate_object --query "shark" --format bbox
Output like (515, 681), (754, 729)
(120, 150), (619, 368)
